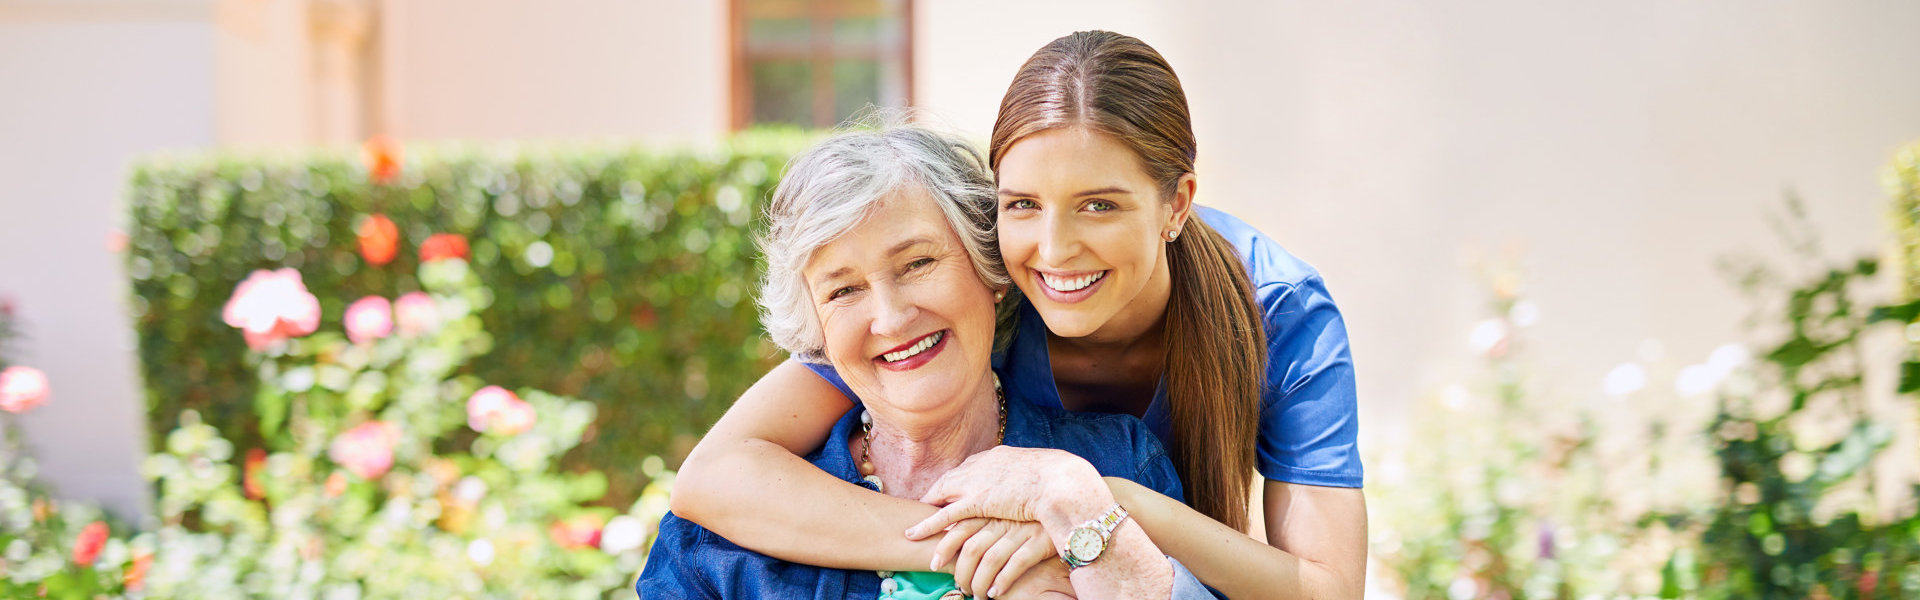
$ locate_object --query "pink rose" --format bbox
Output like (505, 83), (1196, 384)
(467, 386), (536, 435)
(393, 292), (440, 337)
(0, 366), (49, 414)
(344, 296), (394, 344)
(222, 269), (321, 350)
(328, 421), (400, 480)
(72, 521), (108, 566)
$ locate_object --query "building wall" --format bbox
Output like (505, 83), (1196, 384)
(0, 0), (220, 518)
(377, 0), (728, 144)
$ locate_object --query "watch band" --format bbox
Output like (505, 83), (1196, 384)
(1060, 503), (1130, 570)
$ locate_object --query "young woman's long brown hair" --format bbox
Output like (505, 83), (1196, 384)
(988, 30), (1266, 532)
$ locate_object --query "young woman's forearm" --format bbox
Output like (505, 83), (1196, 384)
(1105, 477), (1366, 600)
(675, 437), (943, 572)
(671, 359), (937, 572)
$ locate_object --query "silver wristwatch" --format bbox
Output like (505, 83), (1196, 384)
(1060, 503), (1129, 570)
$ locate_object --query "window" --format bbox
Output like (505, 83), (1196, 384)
(731, 0), (912, 130)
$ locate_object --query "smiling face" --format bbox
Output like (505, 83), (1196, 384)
(804, 186), (1000, 420)
(996, 127), (1189, 342)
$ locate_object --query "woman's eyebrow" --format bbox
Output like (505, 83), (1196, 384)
(885, 236), (935, 257)
(808, 236), (937, 288)
(996, 186), (1132, 198)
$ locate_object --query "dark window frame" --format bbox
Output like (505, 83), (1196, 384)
(728, 0), (914, 130)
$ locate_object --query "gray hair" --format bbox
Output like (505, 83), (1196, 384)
(758, 124), (1011, 363)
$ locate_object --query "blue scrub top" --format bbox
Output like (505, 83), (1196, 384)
(805, 205), (1363, 488)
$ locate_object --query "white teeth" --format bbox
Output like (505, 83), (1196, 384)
(883, 331), (944, 363)
(1041, 271), (1105, 292)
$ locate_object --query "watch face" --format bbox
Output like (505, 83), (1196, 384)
(1067, 528), (1103, 561)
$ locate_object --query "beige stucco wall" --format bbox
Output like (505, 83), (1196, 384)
(0, 0), (219, 518)
(377, 0), (727, 144)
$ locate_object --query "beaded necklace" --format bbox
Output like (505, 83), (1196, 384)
(859, 374), (1006, 600)
(857, 374), (1006, 494)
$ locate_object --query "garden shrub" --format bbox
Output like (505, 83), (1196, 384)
(124, 132), (810, 506)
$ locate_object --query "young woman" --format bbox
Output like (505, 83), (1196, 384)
(672, 31), (1366, 599)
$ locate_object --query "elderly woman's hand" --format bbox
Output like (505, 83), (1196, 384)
(907, 446), (1108, 538)
(991, 556), (1076, 600)
(930, 518), (1054, 599)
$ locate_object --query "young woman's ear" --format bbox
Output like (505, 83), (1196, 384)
(1164, 173), (1198, 241)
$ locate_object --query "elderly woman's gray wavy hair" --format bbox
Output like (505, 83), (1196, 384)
(758, 125), (1011, 363)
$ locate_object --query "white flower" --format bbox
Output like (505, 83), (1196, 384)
(1603, 363), (1646, 396)
(467, 539), (495, 566)
(1468, 319), (1508, 355)
(598, 515), (646, 554)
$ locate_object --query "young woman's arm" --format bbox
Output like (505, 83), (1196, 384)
(669, 359), (940, 572)
(1107, 477), (1368, 600)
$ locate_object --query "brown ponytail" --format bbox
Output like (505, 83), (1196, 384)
(989, 30), (1265, 532)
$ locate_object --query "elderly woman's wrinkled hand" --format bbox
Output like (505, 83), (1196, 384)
(906, 446), (1105, 540)
(991, 557), (1076, 600)
(930, 518), (1054, 599)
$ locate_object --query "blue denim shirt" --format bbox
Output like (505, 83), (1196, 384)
(637, 397), (1217, 599)
(807, 205), (1363, 489)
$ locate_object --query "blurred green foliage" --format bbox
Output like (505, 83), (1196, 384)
(1883, 144), (1920, 393)
(123, 131), (812, 506)
(1671, 231), (1920, 598)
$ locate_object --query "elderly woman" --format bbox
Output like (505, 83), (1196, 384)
(637, 125), (1212, 599)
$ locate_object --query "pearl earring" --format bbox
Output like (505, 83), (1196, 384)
(994, 290), (1005, 302)
(1164, 229), (1179, 242)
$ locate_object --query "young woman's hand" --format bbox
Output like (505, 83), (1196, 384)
(930, 518), (1056, 599)
(907, 446), (1107, 539)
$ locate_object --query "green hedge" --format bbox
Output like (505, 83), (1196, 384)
(1890, 142), (1920, 296)
(124, 132), (810, 506)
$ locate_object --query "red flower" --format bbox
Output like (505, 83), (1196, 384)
(124, 551), (153, 591)
(357, 214), (399, 266)
(71, 521), (108, 566)
(221, 268), (322, 350)
(549, 514), (605, 550)
(0, 366), (50, 414)
(243, 448), (268, 500)
(362, 134), (403, 185)
(420, 233), (469, 263)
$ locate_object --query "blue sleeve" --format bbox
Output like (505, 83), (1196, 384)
(1130, 419), (1185, 504)
(798, 360), (859, 404)
(1168, 557), (1227, 599)
(1256, 275), (1364, 488)
(635, 514), (718, 599)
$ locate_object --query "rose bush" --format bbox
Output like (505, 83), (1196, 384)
(0, 247), (678, 598)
